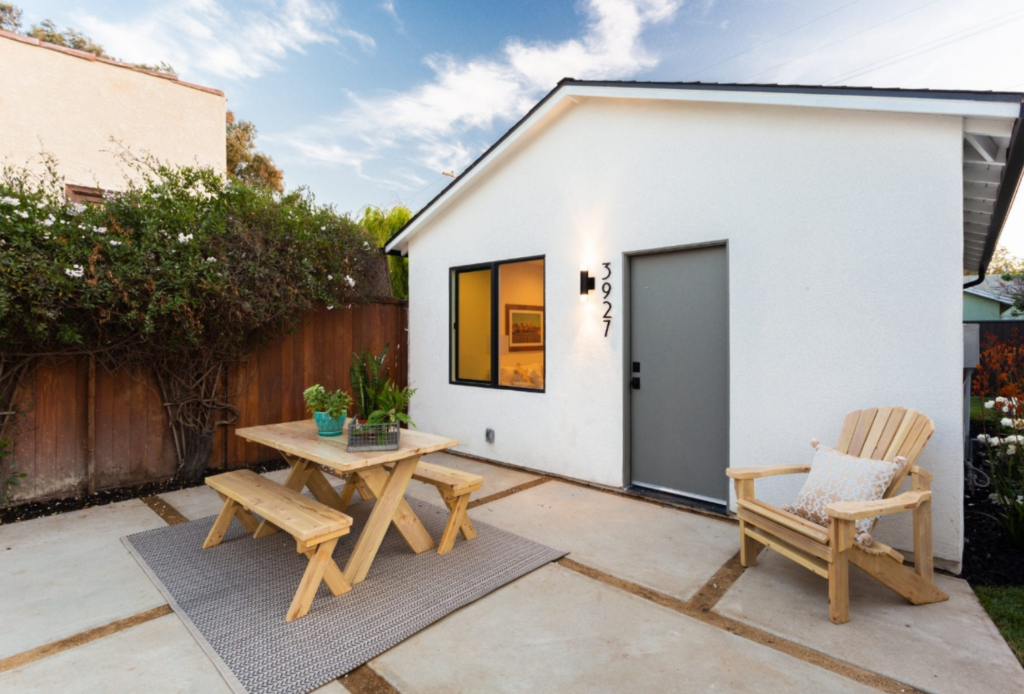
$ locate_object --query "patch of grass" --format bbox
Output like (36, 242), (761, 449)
(975, 585), (1024, 665)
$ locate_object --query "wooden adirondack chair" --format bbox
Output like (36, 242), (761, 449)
(725, 407), (949, 624)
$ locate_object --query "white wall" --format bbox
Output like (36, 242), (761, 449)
(0, 34), (226, 189)
(406, 97), (965, 567)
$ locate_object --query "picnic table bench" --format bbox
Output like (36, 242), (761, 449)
(203, 420), (471, 620)
(203, 469), (353, 621)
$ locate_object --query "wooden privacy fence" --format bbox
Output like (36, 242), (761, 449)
(964, 320), (1024, 348)
(8, 302), (408, 503)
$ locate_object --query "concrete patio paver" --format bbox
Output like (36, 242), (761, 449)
(714, 550), (1024, 694)
(469, 480), (739, 600)
(158, 483), (223, 520)
(0, 612), (348, 693)
(0, 500), (168, 660)
(370, 562), (879, 694)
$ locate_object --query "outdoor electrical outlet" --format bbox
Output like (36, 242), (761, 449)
(485, 428), (495, 444)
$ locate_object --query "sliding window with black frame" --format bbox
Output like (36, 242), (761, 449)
(450, 256), (545, 392)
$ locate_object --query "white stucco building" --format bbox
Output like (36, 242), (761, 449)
(0, 29), (225, 196)
(387, 80), (1024, 571)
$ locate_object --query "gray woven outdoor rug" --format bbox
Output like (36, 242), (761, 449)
(123, 494), (565, 694)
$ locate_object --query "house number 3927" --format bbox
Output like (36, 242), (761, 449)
(602, 262), (612, 337)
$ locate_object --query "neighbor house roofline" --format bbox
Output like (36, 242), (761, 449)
(384, 79), (1024, 279)
(0, 29), (224, 97)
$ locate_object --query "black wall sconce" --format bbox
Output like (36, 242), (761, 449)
(580, 264), (595, 303)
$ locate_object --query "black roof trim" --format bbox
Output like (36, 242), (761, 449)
(384, 79), (1024, 258)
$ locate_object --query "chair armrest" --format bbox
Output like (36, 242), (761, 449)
(726, 464), (811, 480)
(826, 490), (932, 521)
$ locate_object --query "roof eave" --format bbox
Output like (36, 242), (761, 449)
(385, 80), (1024, 256)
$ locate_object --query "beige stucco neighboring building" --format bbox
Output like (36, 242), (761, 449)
(0, 29), (226, 192)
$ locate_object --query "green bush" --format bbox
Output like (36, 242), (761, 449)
(1, 158), (381, 481)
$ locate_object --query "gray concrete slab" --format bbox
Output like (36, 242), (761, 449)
(714, 550), (1024, 694)
(0, 500), (168, 660)
(0, 612), (350, 694)
(468, 481), (738, 600)
(404, 452), (541, 505)
(371, 563), (877, 694)
(160, 484), (223, 520)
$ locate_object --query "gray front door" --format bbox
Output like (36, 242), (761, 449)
(629, 245), (729, 504)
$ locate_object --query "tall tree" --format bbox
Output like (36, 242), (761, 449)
(0, 3), (22, 32)
(989, 245), (1024, 276)
(360, 206), (412, 300)
(226, 111), (284, 193)
(26, 19), (111, 59)
(2, 5), (174, 72)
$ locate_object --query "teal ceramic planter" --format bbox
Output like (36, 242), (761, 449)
(313, 411), (347, 437)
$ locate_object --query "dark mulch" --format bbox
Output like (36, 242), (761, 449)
(961, 473), (1024, 589)
(0, 458), (290, 526)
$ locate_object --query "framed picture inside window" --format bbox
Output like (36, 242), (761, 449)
(506, 304), (544, 352)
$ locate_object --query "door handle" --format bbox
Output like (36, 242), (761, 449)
(631, 376), (640, 390)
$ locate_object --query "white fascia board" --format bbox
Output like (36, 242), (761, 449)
(386, 84), (1020, 254)
(567, 85), (1022, 120)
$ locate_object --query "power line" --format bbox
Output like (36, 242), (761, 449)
(740, 0), (944, 83)
(824, 10), (1024, 84)
(681, 0), (863, 80)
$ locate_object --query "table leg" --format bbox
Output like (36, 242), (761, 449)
(354, 464), (435, 555)
(302, 465), (346, 512)
(343, 456), (423, 585)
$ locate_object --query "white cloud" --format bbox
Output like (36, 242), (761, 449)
(74, 0), (372, 81)
(380, 1), (403, 31)
(280, 0), (680, 190)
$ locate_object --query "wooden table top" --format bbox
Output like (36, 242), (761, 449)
(234, 420), (459, 474)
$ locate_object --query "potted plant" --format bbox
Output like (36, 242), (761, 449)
(350, 344), (390, 422)
(367, 382), (417, 428)
(303, 384), (352, 437)
(348, 382), (416, 451)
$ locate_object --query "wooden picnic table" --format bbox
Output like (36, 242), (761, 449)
(234, 420), (458, 586)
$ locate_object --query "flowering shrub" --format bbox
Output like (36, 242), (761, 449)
(1, 159), (381, 481)
(977, 397), (1024, 548)
(972, 332), (1024, 403)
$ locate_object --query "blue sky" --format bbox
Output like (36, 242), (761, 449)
(16, 1), (1024, 247)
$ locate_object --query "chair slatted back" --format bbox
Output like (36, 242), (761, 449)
(834, 408), (935, 500)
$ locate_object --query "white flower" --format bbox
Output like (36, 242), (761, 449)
(109, 240), (122, 246)
(327, 275), (333, 280)
(36, 200), (46, 209)
(1008, 445), (1017, 455)
(977, 434), (988, 442)
(1001, 417), (1013, 428)
(93, 226), (106, 234)
(15, 210), (28, 218)
(985, 400), (996, 409)
(321, 226), (326, 231)
(990, 437), (1001, 446)
(1, 196), (19, 206)
(344, 275), (355, 288)
(67, 202), (86, 216)
(42, 216), (54, 227)
(177, 233), (193, 243)
(206, 257), (216, 263)
(327, 305), (335, 311)
(64, 264), (85, 278)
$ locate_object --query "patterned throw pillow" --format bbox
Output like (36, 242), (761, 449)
(785, 445), (902, 535)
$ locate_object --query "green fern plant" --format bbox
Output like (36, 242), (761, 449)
(367, 382), (417, 427)
(350, 344), (390, 418)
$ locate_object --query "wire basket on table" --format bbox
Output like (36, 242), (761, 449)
(346, 420), (401, 451)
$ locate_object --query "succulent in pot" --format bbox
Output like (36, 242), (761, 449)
(303, 384), (352, 437)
